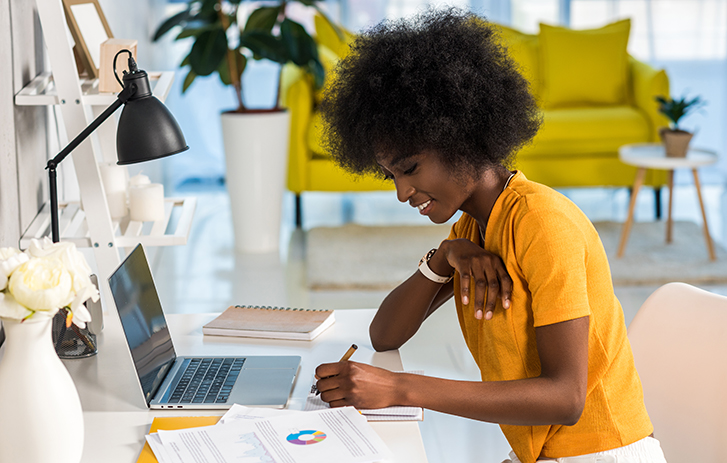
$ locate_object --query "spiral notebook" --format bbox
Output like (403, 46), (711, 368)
(202, 305), (335, 341)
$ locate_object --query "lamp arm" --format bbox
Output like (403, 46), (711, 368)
(46, 84), (136, 171)
(47, 83), (137, 242)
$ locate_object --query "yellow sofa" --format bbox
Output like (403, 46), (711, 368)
(281, 17), (394, 225)
(280, 17), (670, 224)
(501, 19), (669, 192)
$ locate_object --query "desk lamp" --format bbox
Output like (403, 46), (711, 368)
(47, 49), (188, 358)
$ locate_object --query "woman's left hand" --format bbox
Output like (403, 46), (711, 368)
(315, 361), (404, 409)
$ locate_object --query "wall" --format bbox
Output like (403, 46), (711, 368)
(0, 0), (48, 248)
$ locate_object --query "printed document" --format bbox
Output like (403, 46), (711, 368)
(151, 406), (391, 463)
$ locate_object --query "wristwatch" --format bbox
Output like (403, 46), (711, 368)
(418, 248), (453, 284)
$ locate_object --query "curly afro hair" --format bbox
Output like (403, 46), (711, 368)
(320, 8), (541, 178)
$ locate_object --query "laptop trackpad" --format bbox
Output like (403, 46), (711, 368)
(231, 368), (297, 407)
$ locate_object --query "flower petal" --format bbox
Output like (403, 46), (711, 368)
(0, 291), (34, 321)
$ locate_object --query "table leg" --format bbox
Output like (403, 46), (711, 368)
(618, 167), (647, 258)
(692, 169), (716, 261)
(666, 170), (674, 243)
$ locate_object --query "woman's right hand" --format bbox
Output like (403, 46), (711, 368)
(439, 239), (512, 320)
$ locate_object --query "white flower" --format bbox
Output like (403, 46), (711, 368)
(28, 238), (95, 298)
(0, 247), (29, 291)
(0, 291), (33, 320)
(0, 239), (98, 327)
(8, 258), (74, 311)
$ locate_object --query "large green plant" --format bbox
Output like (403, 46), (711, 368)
(655, 94), (706, 131)
(153, 0), (335, 112)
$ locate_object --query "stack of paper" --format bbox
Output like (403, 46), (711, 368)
(144, 405), (391, 463)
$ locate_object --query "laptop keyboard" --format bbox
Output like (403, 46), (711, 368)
(168, 357), (245, 404)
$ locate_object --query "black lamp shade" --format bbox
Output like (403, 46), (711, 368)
(116, 95), (188, 165)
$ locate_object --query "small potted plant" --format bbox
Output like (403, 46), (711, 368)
(153, 0), (340, 252)
(655, 93), (706, 157)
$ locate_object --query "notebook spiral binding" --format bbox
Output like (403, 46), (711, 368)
(234, 305), (329, 312)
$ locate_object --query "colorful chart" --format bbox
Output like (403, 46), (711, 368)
(286, 430), (327, 445)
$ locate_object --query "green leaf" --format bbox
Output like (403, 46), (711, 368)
(654, 94), (706, 129)
(181, 52), (192, 67)
(152, 9), (191, 42)
(243, 6), (280, 33)
(240, 31), (288, 64)
(182, 69), (197, 93)
(198, 0), (219, 20)
(176, 23), (223, 40)
(308, 58), (325, 89)
(189, 29), (229, 76)
(280, 18), (317, 66)
(218, 50), (247, 86)
(296, 0), (322, 6)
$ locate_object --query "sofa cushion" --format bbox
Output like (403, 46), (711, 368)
(519, 106), (650, 158)
(314, 14), (355, 58)
(313, 45), (340, 104)
(539, 19), (631, 109)
(496, 25), (541, 97)
(307, 111), (328, 157)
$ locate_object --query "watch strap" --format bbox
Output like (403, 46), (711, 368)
(418, 248), (453, 284)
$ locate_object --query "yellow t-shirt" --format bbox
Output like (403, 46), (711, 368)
(447, 171), (652, 463)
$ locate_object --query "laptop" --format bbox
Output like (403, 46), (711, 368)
(108, 244), (301, 410)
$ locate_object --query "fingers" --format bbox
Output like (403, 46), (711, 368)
(462, 258), (513, 321)
(499, 268), (513, 311)
(445, 239), (513, 320)
(483, 276), (499, 320)
(315, 362), (343, 381)
(460, 273), (471, 306)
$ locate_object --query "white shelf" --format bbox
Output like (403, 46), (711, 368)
(14, 70), (174, 106)
(19, 197), (196, 249)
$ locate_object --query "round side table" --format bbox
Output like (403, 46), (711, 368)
(618, 143), (718, 261)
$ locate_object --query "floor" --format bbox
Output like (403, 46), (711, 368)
(150, 180), (727, 463)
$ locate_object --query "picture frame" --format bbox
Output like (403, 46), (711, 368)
(62, 0), (113, 80)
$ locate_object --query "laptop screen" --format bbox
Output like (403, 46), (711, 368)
(108, 244), (176, 406)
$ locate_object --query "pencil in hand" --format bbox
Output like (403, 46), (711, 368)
(315, 343), (358, 395)
(339, 343), (358, 362)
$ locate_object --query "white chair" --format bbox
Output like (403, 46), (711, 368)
(628, 282), (727, 463)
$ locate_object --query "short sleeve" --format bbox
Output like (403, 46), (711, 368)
(447, 221), (459, 241)
(515, 208), (592, 327)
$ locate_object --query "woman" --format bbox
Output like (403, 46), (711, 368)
(314, 9), (666, 463)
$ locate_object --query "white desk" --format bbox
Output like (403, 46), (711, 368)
(62, 309), (428, 463)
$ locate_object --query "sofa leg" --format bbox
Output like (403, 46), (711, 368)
(654, 187), (662, 220)
(295, 194), (302, 228)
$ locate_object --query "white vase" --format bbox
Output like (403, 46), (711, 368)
(221, 110), (291, 253)
(0, 315), (84, 463)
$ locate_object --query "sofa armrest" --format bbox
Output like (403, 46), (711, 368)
(630, 57), (670, 142)
(280, 64), (314, 193)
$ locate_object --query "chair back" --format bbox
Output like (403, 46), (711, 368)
(628, 282), (727, 463)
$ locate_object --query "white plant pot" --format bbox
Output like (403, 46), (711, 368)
(0, 315), (84, 463)
(222, 110), (291, 253)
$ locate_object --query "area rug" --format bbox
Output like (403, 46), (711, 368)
(305, 221), (727, 290)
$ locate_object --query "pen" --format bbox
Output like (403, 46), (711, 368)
(316, 344), (358, 395)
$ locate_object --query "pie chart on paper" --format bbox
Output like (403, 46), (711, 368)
(286, 430), (327, 445)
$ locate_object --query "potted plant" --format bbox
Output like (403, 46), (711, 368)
(153, 0), (338, 253)
(655, 93), (706, 157)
